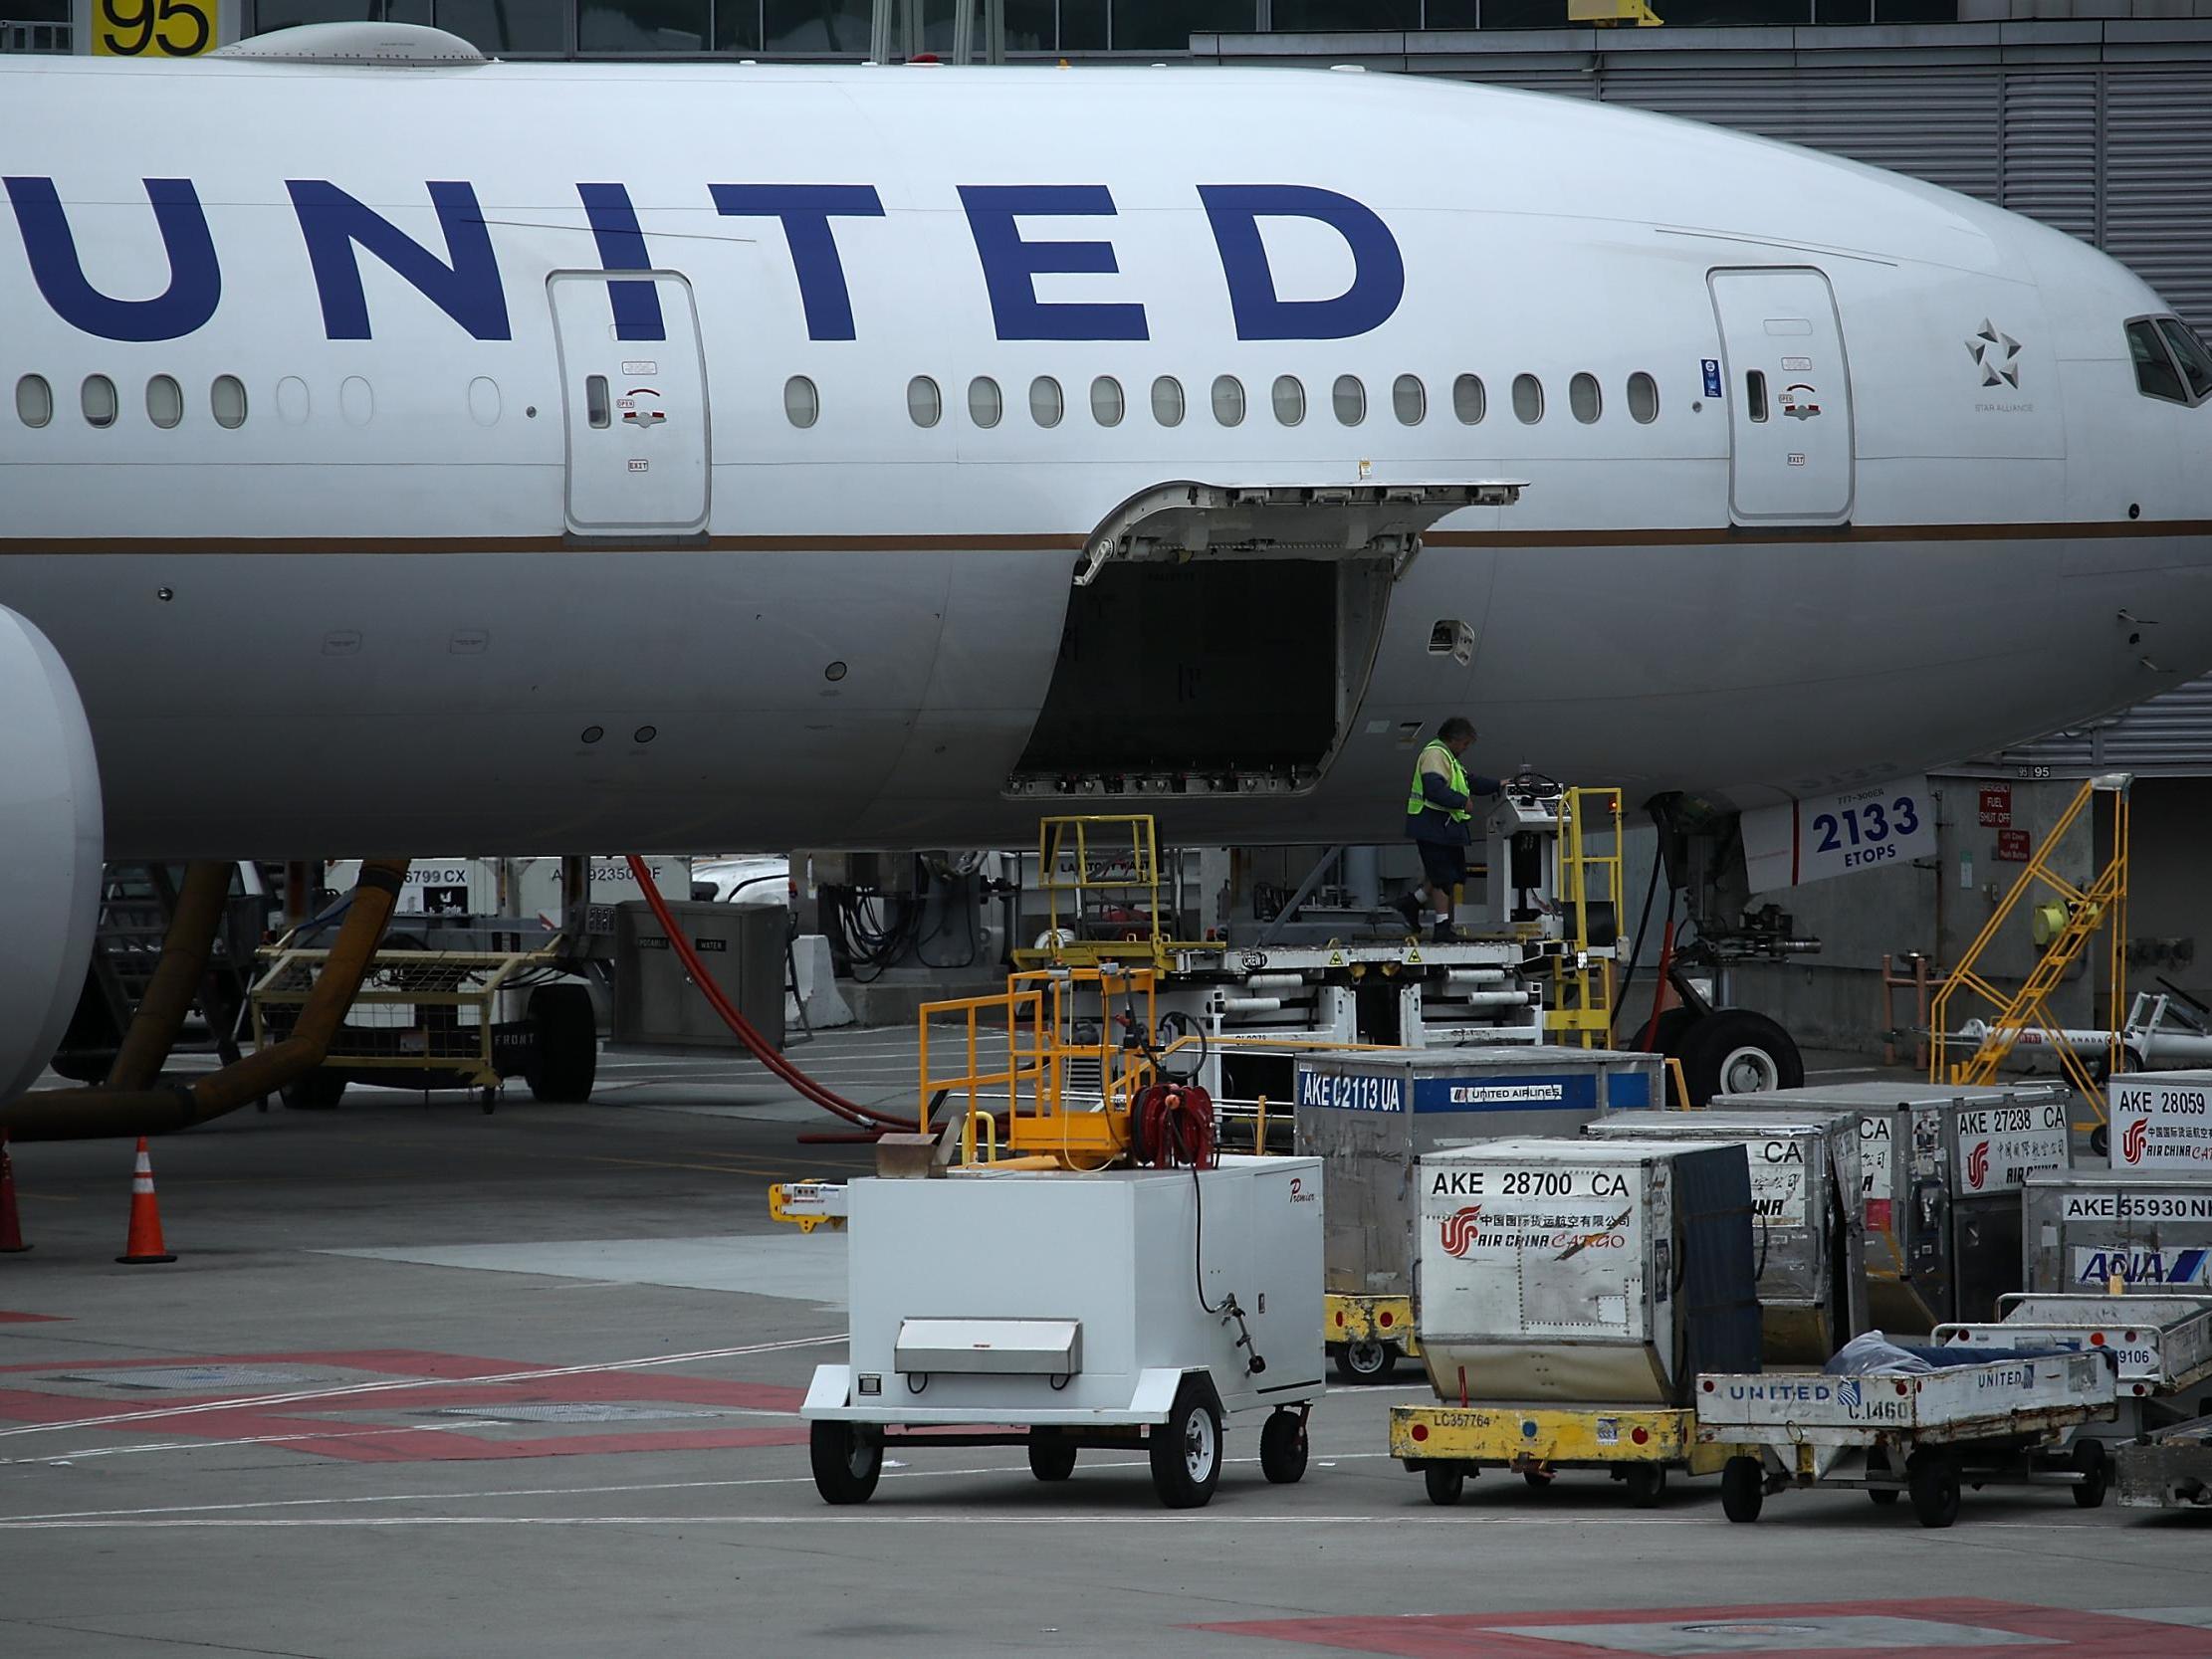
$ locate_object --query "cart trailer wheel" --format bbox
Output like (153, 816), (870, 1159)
(1720, 1456), (1764, 1523)
(1335, 1339), (1397, 1383)
(1869, 1486), (1900, 1507)
(1625, 1464), (1667, 1509)
(1150, 1385), (1222, 1509)
(1907, 1451), (1960, 1529)
(1423, 1463), (1466, 1507)
(2071, 1439), (2109, 1510)
(1028, 1432), (1077, 1483)
(1521, 1468), (1556, 1490)
(1260, 1410), (1309, 1485)
(809, 1421), (882, 1506)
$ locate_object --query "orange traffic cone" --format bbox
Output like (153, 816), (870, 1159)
(116, 1137), (175, 1265)
(0, 1131), (28, 1253)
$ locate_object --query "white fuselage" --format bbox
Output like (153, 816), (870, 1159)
(1, 55), (2208, 858)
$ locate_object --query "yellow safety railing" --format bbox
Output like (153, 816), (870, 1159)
(919, 965), (1162, 1168)
(1929, 774), (2129, 1117)
(1018, 814), (1191, 970)
(1548, 786), (1626, 1048)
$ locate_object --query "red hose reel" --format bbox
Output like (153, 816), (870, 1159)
(1133, 1081), (1217, 1170)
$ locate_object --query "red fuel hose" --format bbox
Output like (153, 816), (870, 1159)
(624, 855), (910, 1133)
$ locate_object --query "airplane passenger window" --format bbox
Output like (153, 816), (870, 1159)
(1151, 375), (1185, 427)
(1570, 373), (1602, 424)
(907, 375), (942, 428)
(1271, 374), (1305, 426)
(1451, 374), (1485, 424)
(211, 374), (248, 429)
(1627, 372), (1659, 424)
(1090, 376), (1125, 427)
(81, 374), (117, 429)
(1512, 374), (1543, 424)
(15, 374), (52, 428)
(969, 376), (1002, 428)
(1393, 374), (1426, 425)
(145, 375), (183, 430)
(783, 375), (820, 429)
(2156, 318), (2212, 403)
(1030, 376), (1064, 429)
(1212, 375), (1245, 427)
(1746, 369), (1769, 423)
(584, 375), (610, 429)
(1333, 375), (1366, 426)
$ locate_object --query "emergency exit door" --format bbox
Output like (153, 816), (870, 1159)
(1708, 268), (1855, 525)
(549, 272), (710, 533)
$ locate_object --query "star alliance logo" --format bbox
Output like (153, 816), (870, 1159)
(1968, 320), (2022, 388)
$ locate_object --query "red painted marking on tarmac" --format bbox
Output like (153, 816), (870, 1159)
(0, 1312), (65, 1324)
(1196, 1598), (2212, 1658)
(0, 1348), (811, 1463)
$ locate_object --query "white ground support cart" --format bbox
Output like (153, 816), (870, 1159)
(1695, 1348), (2118, 1528)
(790, 1155), (1325, 1509)
(1935, 1293), (2212, 1437)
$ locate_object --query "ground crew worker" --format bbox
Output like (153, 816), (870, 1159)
(1405, 717), (1500, 943)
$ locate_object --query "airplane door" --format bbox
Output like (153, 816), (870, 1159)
(549, 272), (710, 534)
(1708, 268), (1855, 525)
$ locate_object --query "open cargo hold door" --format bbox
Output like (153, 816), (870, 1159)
(1011, 481), (1523, 800)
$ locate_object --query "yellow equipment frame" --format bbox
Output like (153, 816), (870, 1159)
(1548, 786), (1626, 1047)
(1929, 774), (2128, 1120)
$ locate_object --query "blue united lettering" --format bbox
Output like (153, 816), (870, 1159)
(5, 177), (1405, 346)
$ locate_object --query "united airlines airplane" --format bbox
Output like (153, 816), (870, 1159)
(4, 25), (2211, 1102)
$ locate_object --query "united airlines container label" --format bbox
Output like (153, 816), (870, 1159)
(1411, 1075), (1600, 1114)
(2070, 1246), (2212, 1287)
(1954, 1100), (2071, 1193)
(1295, 1070), (1404, 1113)
(2109, 1078), (2212, 1167)
(1711, 1377), (1912, 1424)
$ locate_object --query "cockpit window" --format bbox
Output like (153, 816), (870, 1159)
(2128, 318), (2190, 404)
(2157, 317), (2212, 403)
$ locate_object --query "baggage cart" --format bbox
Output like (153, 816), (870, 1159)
(1694, 1348), (2116, 1528)
(1935, 1291), (2212, 1434)
(1390, 1401), (1734, 1508)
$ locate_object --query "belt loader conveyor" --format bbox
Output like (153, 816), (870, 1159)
(1694, 1348), (2117, 1529)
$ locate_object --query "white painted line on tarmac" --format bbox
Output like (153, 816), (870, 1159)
(0, 1513), (1717, 1531)
(0, 1333), (846, 1441)
(0, 1453), (1397, 1523)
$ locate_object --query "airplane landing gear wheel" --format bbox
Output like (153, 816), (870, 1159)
(1677, 1010), (1804, 1105)
(1335, 1339), (1397, 1383)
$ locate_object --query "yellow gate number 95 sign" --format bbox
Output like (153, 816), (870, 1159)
(91, 0), (220, 55)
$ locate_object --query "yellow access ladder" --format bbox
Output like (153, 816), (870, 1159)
(1930, 774), (2129, 1108)
(1548, 786), (1626, 1048)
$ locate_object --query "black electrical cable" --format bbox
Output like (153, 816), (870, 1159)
(1611, 835), (1665, 1043)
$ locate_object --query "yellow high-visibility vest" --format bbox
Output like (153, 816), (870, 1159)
(1406, 739), (1472, 824)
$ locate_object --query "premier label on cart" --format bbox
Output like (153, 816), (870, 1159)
(1954, 1101), (2071, 1193)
